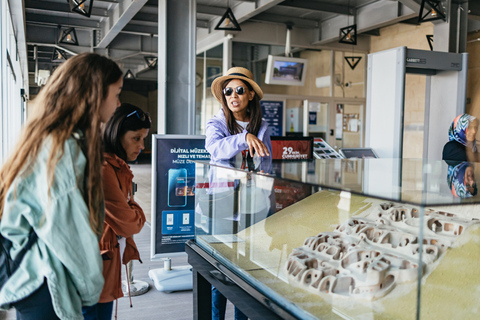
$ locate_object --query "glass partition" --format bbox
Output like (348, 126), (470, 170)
(335, 103), (365, 148)
(194, 158), (480, 319)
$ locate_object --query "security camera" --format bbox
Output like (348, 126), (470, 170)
(344, 81), (352, 88)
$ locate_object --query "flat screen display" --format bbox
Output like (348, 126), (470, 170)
(265, 55), (308, 86)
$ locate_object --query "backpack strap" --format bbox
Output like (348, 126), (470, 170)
(12, 228), (37, 267)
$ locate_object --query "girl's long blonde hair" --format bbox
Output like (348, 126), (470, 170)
(0, 53), (122, 235)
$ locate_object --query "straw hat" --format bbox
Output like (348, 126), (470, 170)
(211, 67), (263, 103)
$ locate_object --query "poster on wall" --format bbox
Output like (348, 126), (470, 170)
(270, 136), (313, 159)
(151, 135), (210, 259)
(260, 100), (284, 136)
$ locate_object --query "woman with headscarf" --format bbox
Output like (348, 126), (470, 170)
(442, 113), (479, 163)
(447, 161), (477, 198)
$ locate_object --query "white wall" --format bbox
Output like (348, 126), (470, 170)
(0, 1), (27, 165)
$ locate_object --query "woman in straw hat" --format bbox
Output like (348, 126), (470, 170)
(206, 67), (272, 320)
(206, 67), (271, 162)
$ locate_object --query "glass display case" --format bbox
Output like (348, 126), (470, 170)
(186, 158), (480, 320)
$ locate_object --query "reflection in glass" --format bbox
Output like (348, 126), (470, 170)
(446, 161), (477, 198)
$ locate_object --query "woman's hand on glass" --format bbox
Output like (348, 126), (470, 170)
(246, 133), (270, 157)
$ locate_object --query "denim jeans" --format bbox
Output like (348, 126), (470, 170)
(82, 301), (114, 320)
(14, 279), (60, 320)
(212, 286), (248, 320)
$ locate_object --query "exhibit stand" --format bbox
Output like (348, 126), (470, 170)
(149, 135), (210, 292)
(189, 158), (480, 319)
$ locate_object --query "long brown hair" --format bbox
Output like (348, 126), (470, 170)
(221, 79), (262, 136)
(0, 53), (122, 235)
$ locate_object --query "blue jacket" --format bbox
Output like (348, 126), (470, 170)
(0, 133), (104, 320)
(205, 109), (272, 161)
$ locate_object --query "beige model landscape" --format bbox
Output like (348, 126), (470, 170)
(285, 202), (480, 300)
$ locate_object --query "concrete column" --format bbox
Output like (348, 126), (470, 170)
(158, 0), (196, 134)
(433, 0), (469, 53)
(222, 34), (233, 74)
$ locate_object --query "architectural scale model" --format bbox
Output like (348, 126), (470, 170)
(285, 202), (479, 300)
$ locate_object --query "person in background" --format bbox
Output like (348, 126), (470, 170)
(82, 103), (149, 320)
(442, 113), (479, 162)
(206, 66), (271, 162)
(0, 53), (123, 320)
(205, 67), (271, 320)
(446, 161), (477, 198)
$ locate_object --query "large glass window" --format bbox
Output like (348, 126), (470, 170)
(195, 44), (223, 135)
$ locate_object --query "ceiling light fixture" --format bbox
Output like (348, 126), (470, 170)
(418, 0), (446, 23)
(339, 0), (357, 45)
(124, 69), (135, 80)
(144, 57), (158, 69)
(68, 0), (94, 18)
(59, 27), (79, 46)
(144, 34), (157, 69)
(344, 56), (362, 70)
(51, 48), (68, 62)
(215, 7), (241, 31)
(339, 25), (357, 45)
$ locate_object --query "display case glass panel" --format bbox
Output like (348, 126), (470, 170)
(193, 158), (480, 319)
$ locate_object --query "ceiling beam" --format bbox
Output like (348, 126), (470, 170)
(397, 0), (421, 13)
(251, 13), (319, 28)
(277, 0), (355, 15)
(196, 4), (226, 16)
(122, 24), (158, 36)
(130, 19), (158, 27)
(197, 20), (209, 28)
(314, 0), (416, 45)
(96, 0), (149, 49)
(207, 0), (285, 32)
(25, 12), (100, 28)
(24, 0), (108, 18)
(133, 12), (158, 22)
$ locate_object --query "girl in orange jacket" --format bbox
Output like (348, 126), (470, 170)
(82, 103), (150, 319)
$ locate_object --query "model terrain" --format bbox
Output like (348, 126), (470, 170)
(285, 202), (480, 300)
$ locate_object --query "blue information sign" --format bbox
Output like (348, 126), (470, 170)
(152, 135), (210, 258)
(260, 100), (284, 136)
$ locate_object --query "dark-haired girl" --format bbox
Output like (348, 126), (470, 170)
(82, 103), (150, 320)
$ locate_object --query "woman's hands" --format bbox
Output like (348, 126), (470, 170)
(246, 133), (270, 157)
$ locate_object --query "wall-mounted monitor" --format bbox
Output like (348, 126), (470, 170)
(265, 55), (308, 86)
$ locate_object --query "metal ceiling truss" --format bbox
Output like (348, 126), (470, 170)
(95, 0), (149, 48)
(23, 0), (480, 91)
(278, 0), (355, 15)
(25, 0), (108, 18)
(314, 0), (417, 45)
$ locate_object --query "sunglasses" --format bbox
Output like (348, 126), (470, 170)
(223, 86), (247, 97)
(126, 110), (151, 123)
